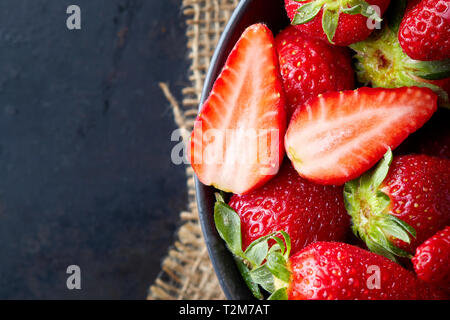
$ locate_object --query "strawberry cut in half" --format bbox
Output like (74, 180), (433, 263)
(189, 24), (286, 195)
(285, 87), (438, 185)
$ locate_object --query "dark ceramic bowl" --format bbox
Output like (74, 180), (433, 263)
(195, 0), (289, 300)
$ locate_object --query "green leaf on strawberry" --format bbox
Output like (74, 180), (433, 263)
(322, 8), (340, 43)
(244, 238), (269, 267)
(268, 287), (288, 301)
(266, 251), (291, 283)
(235, 258), (264, 300)
(214, 194), (266, 298)
(249, 265), (276, 294)
(291, 1), (323, 25)
(214, 193), (245, 260)
(341, 0), (381, 19)
(344, 150), (416, 262)
(416, 65), (450, 81)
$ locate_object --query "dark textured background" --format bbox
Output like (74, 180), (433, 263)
(0, 0), (188, 299)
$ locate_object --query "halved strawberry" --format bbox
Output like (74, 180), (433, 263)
(189, 24), (286, 195)
(285, 87), (437, 185)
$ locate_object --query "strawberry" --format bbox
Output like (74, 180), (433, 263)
(284, 0), (391, 46)
(285, 87), (438, 186)
(418, 132), (450, 160)
(228, 160), (349, 256)
(189, 24), (286, 195)
(412, 226), (450, 290)
(275, 26), (355, 118)
(345, 150), (450, 261)
(284, 242), (445, 300)
(350, 12), (450, 107)
(399, 0), (450, 61)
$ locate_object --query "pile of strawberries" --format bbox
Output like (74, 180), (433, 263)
(189, 0), (450, 300)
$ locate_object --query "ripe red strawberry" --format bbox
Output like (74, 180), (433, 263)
(345, 150), (450, 261)
(412, 226), (450, 290)
(284, 242), (445, 300)
(189, 24), (286, 195)
(228, 160), (349, 256)
(284, 0), (391, 46)
(351, 20), (450, 107)
(399, 0), (450, 61)
(285, 87), (438, 186)
(275, 26), (355, 118)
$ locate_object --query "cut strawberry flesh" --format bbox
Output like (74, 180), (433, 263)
(285, 87), (438, 185)
(189, 24), (286, 195)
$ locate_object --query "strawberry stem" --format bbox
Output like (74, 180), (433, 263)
(350, 23), (450, 107)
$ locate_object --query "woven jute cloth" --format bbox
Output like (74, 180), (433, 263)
(147, 0), (240, 300)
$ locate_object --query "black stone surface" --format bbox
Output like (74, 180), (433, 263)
(0, 0), (189, 299)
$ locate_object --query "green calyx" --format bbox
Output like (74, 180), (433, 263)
(344, 150), (416, 262)
(350, 22), (450, 107)
(291, 0), (382, 44)
(214, 193), (291, 300)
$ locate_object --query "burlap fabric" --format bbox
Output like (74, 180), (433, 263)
(147, 0), (240, 300)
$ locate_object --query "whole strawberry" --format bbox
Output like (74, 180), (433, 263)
(229, 161), (349, 255)
(412, 226), (450, 291)
(275, 26), (355, 118)
(345, 150), (450, 261)
(284, 0), (391, 46)
(285, 87), (437, 186)
(399, 0), (450, 61)
(284, 242), (445, 300)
